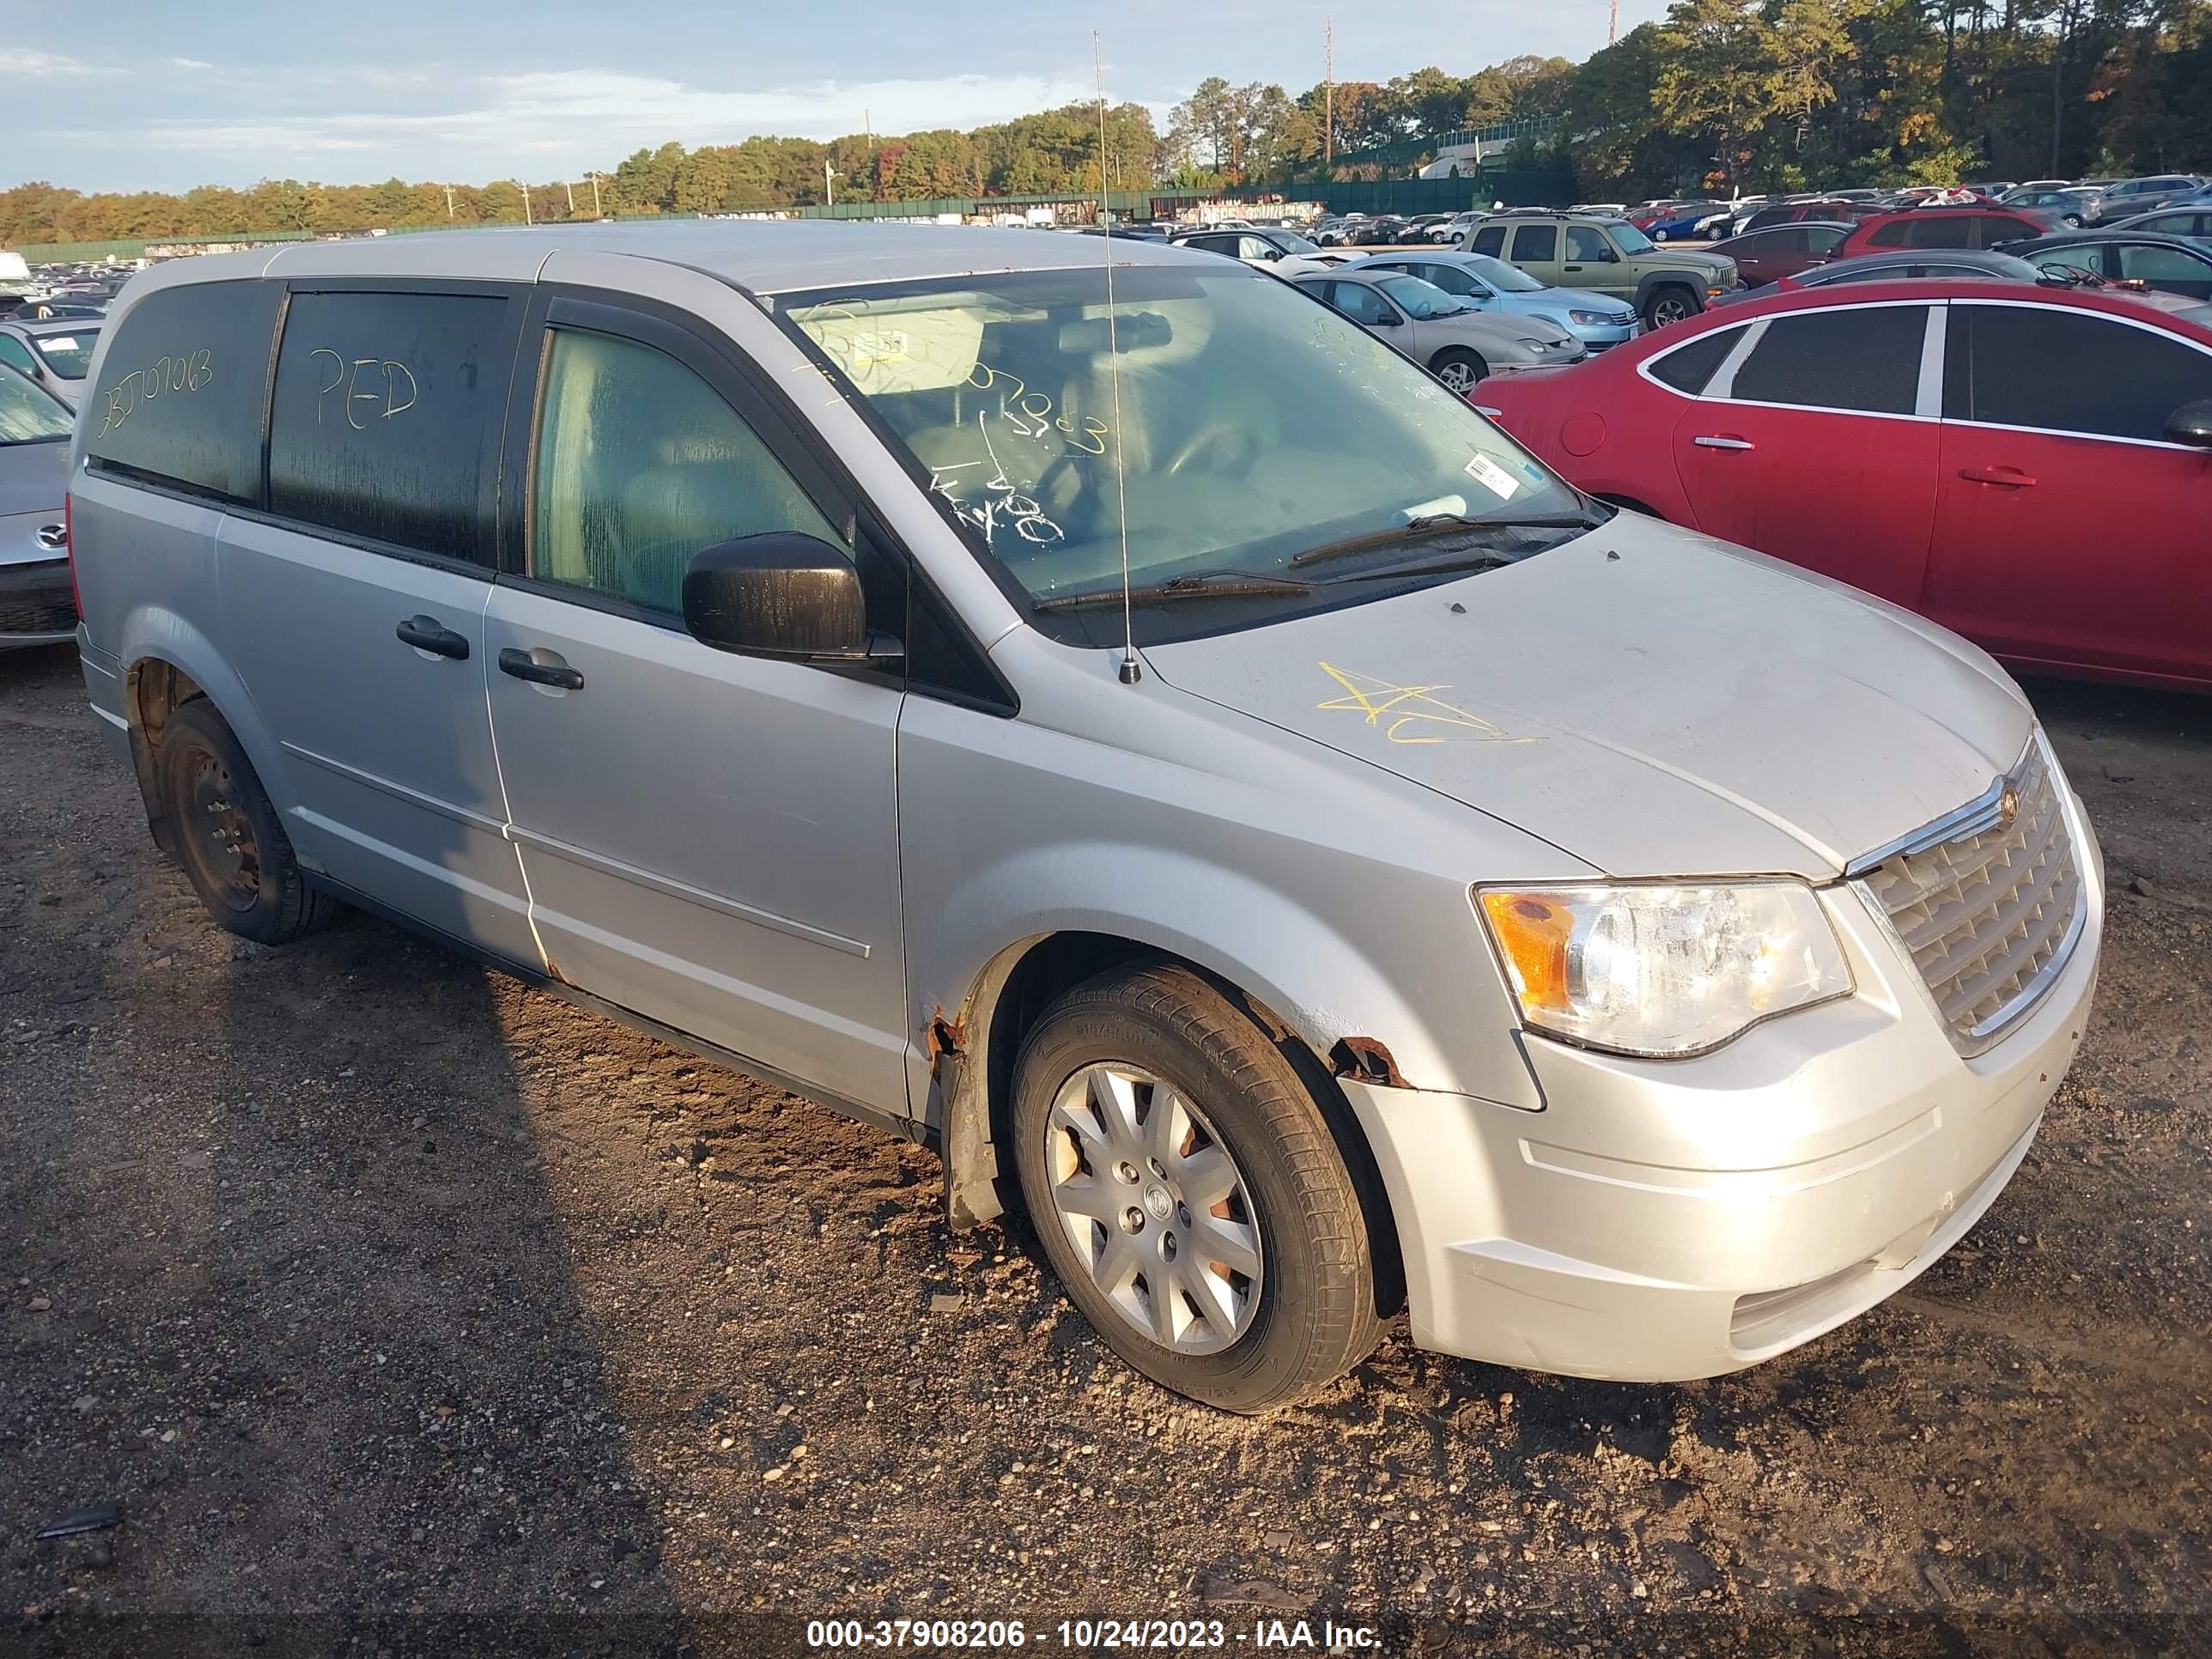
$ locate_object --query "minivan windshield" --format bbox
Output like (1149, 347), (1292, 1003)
(777, 264), (1584, 645)
(0, 364), (71, 442)
(1267, 230), (1322, 256)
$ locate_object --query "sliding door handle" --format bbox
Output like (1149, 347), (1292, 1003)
(396, 616), (470, 659)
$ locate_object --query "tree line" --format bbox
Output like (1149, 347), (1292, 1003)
(4, 0), (2206, 248)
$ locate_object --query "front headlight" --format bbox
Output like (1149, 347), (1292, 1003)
(1476, 881), (1853, 1058)
(1566, 309), (1617, 325)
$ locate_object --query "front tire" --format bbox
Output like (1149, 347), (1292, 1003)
(156, 698), (338, 945)
(1431, 347), (1488, 392)
(1642, 286), (1699, 329)
(1010, 964), (1384, 1413)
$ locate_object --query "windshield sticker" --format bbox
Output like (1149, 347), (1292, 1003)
(1464, 453), (1521, 500)
(1316, 662), (1529, 745)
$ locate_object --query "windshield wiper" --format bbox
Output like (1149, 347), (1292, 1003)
(1290, 510), (1601, 570)
(1030, 570), (1315, 613)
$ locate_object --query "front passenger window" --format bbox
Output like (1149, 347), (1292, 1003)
(531, 328), (846, 615)
(1565, 227), (1613, 264)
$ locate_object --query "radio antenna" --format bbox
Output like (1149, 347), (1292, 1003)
(1095, 30), (1139, 685)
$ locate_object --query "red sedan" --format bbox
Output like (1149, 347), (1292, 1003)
(1833, 206), (2048, 257)
(1474, 281), (2212, 689)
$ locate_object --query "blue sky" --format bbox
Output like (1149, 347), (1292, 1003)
(6, 0), (1662, 194)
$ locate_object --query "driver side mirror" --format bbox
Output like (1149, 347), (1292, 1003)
(1369, 309), (1402, 326)
(2164, 398), (2212, 449)
(682, 533), (901, 663)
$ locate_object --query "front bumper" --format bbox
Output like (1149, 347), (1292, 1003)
(1567, 320), (1639, 351)
(1345, 805), (2104, 1382)
(0, 555), (76, 649)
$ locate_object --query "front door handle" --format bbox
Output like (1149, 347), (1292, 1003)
(396, 615), (470, 659)
(1693, 434), (1757, 451)
(1958, 465), (2037, 488)
(497, 647), (585, 690)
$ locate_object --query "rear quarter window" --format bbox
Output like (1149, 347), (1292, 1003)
(83, 280), (276, 502)
(1647, 325), (1745, 394)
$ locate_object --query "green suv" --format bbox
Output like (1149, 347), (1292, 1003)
(1465, 213), (1740, 330)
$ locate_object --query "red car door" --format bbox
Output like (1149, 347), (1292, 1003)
(1668, 301), (1942, 604)
(1928, 298), (2212, 684)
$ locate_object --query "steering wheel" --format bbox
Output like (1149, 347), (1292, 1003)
(1163, 420), (1261, 478)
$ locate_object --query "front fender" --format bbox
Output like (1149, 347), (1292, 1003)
(929, 840), (1463, 1093)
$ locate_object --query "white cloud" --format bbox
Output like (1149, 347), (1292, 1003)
(51, 67), (1121, 177)
(171, 57), (217, 70)
(0, 50), (119, 77)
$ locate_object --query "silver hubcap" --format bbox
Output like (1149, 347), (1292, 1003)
(1043, 1064), (1264, 1355)
(1436, 359), (1478, 390)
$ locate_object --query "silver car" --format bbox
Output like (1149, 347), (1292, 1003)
(0, 363), (76, 649)
(0, 316), (100, 407)
(1352, 251), (1641, 351)
(1295, 268), (1586, 389)
(70, 225), (2102, 1411)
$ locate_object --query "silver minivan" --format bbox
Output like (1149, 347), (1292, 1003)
(68, 224), (2102, 1411)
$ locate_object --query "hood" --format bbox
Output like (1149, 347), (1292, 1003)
(1436, 311), (1578, 356)
(1522, 291), (1636, 321)
(1645, 246), (1735, 277)
(1140, 518), (2033, 880)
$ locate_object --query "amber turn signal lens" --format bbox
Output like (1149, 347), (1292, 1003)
(1480, 890), (1576, 1012)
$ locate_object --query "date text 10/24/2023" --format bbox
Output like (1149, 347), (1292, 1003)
(804, 1617), (1382, 1650)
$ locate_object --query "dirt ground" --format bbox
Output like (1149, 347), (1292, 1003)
(2, 638), (2206, 1658)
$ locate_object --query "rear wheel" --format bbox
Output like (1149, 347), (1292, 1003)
(1010, 964), (1384, 1413)
(1430, 347), (1488, 392)
(1642, 286), (1699, 329)
(157, 698), (338, 945)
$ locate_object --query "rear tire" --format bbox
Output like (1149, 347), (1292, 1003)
(1010, 964), (1385, 1413)
(156, 698), (338, 945)
(1431, 348), (1488, 392)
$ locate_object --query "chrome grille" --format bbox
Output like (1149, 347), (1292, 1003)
(1860, 739), (2082, 1048)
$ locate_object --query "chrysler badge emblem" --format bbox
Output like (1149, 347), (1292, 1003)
(1998, 785), (2021, 826)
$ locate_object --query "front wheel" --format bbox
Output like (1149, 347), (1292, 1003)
(1010, 964), (1384, 1413)
(1641, 287), (1699, 329)
(1430, 348), (1488, 392)
(2061, 213), (2082, 227)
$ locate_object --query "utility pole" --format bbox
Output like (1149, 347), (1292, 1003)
(1324, 15), (1334, 169)
(518, 182), (532, 225)
(824, 165), (838, 210)
(441, 183), (455, 219)
(586, 172), (604, 216)
(564, 180), (576, 216)
(1608, 0), (1619, 44)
